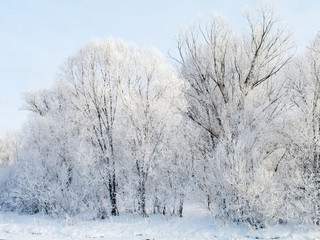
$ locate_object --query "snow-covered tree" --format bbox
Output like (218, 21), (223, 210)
(1, 38), (187, 219)
(0, 133), (19, 168)
(57, 39), (186, 217)
(174, 5), (294, 225)
(279, 33), (320, 225)
(117, 47), (185, 216)
(58, 39), (133, 216)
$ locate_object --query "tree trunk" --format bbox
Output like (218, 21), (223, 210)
(153, 195), (160, 214)
(313, 152), (320, 225)
(162, 204), (166, 215)
(178, 194), (184, 217)
(138, 178), (147, 217)
(109, 171), (119, 216)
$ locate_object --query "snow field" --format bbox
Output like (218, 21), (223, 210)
(0, 203), (319, 240)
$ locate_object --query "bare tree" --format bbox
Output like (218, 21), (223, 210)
(173, 5), (294, 225)
(285, 33), (320, 225)
(58, 39), (131, 216)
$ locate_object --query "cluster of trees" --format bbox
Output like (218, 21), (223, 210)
(1, 4), (320, 227)
(0, 39), (191, 219)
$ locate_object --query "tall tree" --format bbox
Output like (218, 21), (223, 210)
(174, 5), (294, 225)
(285, 33), (320, 224)
(119, 48), (183, 216)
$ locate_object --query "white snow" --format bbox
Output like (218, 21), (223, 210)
(0, 202), (319, 240)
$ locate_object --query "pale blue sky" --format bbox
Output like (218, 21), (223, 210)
(1, 0), (319, 135)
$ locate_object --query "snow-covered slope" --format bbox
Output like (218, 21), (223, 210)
(0, 203), (319, 240)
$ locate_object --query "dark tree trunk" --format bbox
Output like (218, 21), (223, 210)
(109, 171), (119, 216)
(178, 195), (184, 217)
(162, 205), (166, 215)
(66, 166), (72, 188)
(207, 194), (211, 211)
(138, 179), (147, 217)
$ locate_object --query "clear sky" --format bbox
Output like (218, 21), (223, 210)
(1, 0), (320, 135)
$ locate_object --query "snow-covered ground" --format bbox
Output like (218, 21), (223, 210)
(0, 203), (319, 240)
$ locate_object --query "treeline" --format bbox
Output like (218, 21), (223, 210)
(1, 5), (320, 227)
